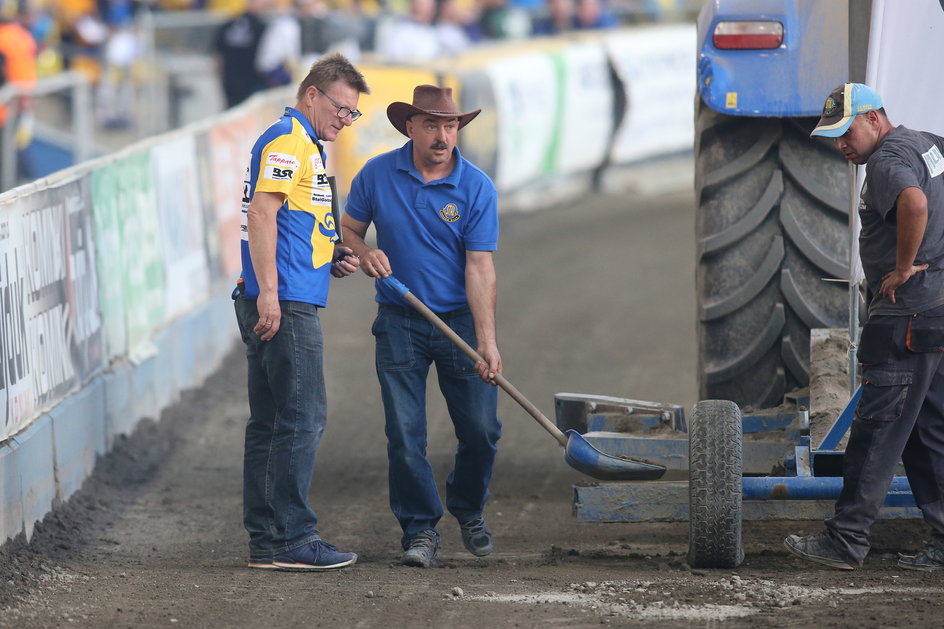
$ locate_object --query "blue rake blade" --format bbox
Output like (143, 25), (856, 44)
(564, 430), (666, 481)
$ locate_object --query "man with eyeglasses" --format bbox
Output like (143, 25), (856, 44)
(316, 86), (363, 123)
(233, 53), (369, 571)
(341, 85), (502, 568)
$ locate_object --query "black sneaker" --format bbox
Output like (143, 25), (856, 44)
(459, 517), (493, 557)
(784, 533), (860, 570)
(273, 540), (357, 571)
(402, 529), (440, 567)
(898, 543), (944, 571)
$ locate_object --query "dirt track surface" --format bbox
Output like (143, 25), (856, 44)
(2, 189), (942, 628)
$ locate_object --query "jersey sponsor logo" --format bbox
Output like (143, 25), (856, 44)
(264, 165), (294, 181)
(310, 153), (324, 171)
(440, 202), (460, 223)
(240, 209), (249, 241)
(266, 152), (299, 169)
(242, 182), (251, 209)
(311, 189), (332, 206)
(242, 164), (251, 209)
(322, 210), (337, 233)
(311, 171), (331, 204)
(922, 145), (944, 178)
(318, 220), (339, 243)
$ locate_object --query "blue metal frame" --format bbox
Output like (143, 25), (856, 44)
(817, 386), (862, 451)
(760, 384), (914, 506)
(743, 476), (914, 506)
(556, 385), (920, 521)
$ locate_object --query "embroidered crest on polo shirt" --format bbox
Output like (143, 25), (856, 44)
(922, 145), (944, 178)
(440, 203), (460, 222)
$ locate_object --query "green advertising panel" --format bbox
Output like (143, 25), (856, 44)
(91, 153), (165, 363)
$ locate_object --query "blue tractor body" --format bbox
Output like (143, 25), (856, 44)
(696, 0), (848, 117)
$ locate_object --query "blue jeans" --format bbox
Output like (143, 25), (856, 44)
(827, 304), (944, 561)
(372, 304), (501, 545)
(234, 295), (325, 562)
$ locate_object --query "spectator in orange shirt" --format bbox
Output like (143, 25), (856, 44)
(0, 13), (38, 187)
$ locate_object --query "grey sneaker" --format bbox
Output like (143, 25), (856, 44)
(459, 517), (493, 557)
(898, 543), (944, 571)
(784, 533), (860, 570)
(402, 529), (440, 567)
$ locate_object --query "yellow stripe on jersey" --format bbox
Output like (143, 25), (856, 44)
(255, 119), (337, 270)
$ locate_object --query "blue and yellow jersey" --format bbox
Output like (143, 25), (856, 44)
(239, 107), (338, 306)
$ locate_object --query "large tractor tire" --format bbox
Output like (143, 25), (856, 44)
(688, 399), (743, 569)
(695, 99), (852, 409)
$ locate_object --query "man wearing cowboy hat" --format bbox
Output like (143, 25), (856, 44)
(341, 84), (502, 568)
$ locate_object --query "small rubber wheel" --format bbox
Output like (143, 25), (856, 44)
(688, 399), (744, 568)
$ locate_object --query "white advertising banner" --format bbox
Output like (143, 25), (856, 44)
(0, 197), (36, 438)
(151, 135), (210, 318)
(486, 52), (559, 191)
(846, 0), (944, 283)
(0, 179), (104, 441)
(605, 24), (696, 164)
(867, 0), (944, 138)
(553, 41), (614, 175)
(209, 111), (263, 280)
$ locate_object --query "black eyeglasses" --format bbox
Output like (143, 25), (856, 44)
(317, 87), (362, 122)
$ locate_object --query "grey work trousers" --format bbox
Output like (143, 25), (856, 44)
(826, 303), (944, 562)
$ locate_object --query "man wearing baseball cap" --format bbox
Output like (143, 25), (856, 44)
(785, 83), (944, 571)
(341, 85), (502, 567)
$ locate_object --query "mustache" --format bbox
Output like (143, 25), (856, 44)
(430, 142), (448, 150)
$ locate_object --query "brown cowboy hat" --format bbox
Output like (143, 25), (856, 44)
(386, 85), (481, 137)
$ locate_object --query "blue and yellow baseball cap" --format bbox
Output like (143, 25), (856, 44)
(810, 83), (884, 138)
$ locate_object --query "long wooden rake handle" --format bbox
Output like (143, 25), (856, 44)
(380, 276), (569, 447)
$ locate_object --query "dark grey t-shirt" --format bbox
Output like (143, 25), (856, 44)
(859, 125), (944, 315)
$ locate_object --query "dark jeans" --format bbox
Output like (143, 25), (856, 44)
(372, 304), (501, 546)
(234, 295), (326, 562)
(827, 303), (944, 561)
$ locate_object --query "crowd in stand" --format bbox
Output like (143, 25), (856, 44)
(3, 0), (685, 106)
(0, 0), (686, 185)
(210, 0), (684, 106)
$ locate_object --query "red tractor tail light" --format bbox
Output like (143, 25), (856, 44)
(712, 21), (784, 50)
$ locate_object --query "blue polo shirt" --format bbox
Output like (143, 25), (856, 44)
(345, 141), (499, 312)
